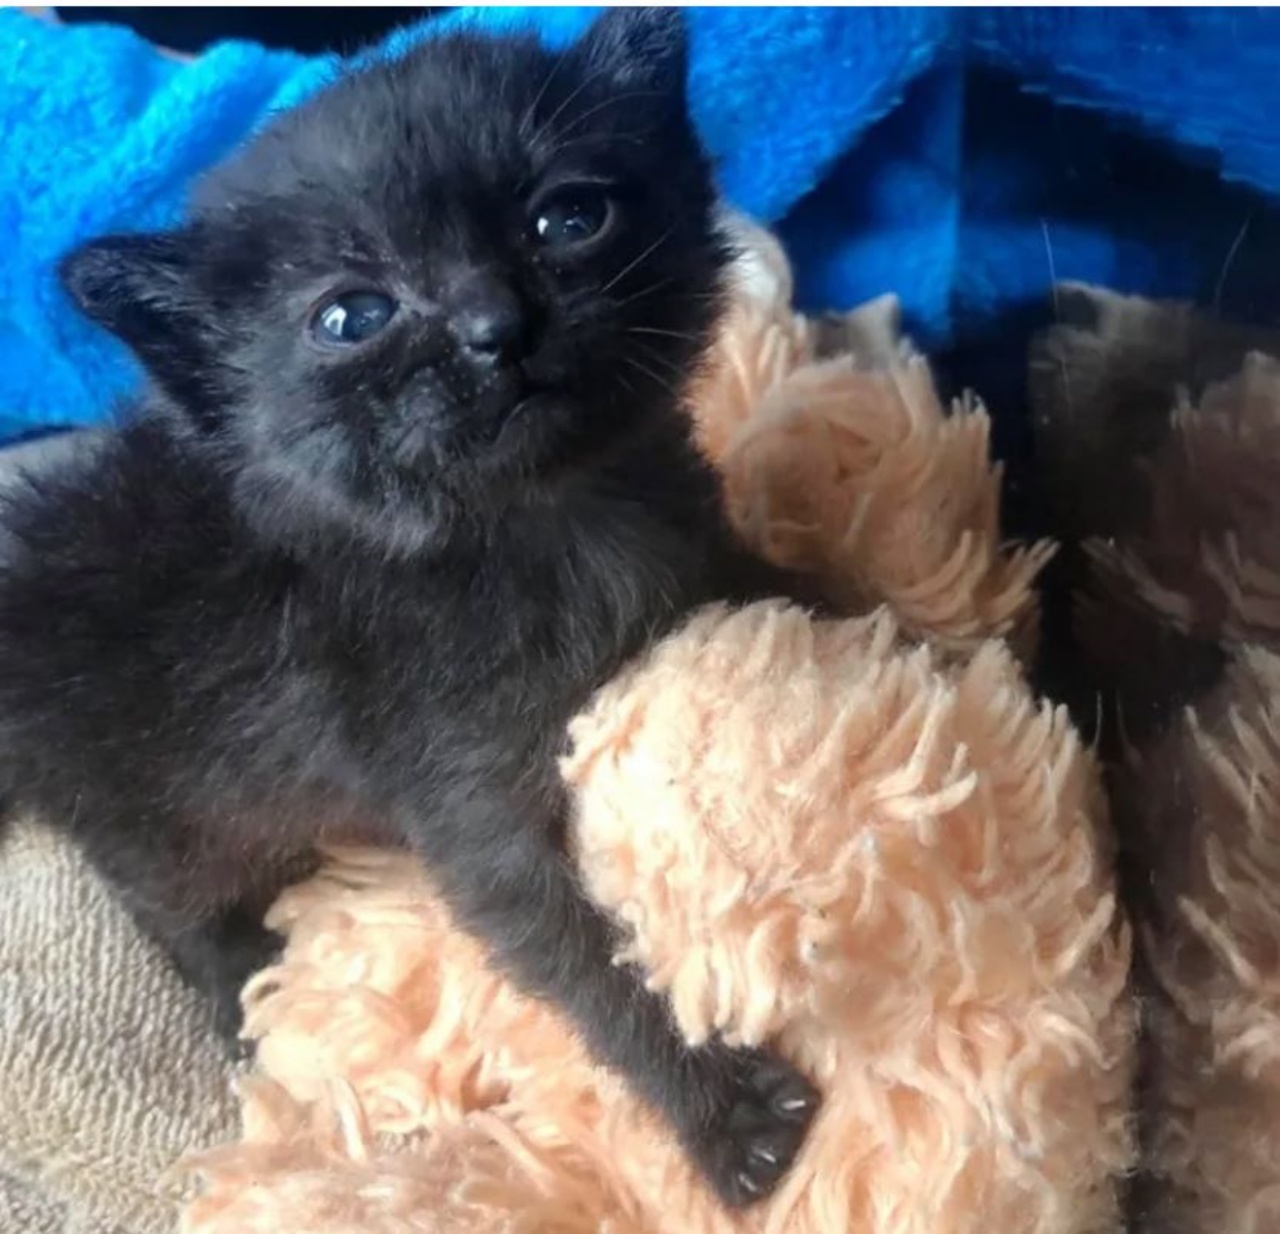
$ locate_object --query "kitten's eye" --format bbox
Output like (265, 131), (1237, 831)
(310, 291), (398, 347)
(532, 186), (614, 252)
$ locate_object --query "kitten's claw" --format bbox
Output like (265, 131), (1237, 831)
(227, 1035), (257, 1066)
(680, 1045), (820, 1209)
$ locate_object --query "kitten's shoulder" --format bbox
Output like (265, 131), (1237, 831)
(0, 412), (246, 615)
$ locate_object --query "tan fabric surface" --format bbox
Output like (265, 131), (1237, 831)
(0, 817), (237, 1234)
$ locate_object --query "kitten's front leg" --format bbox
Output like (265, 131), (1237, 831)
(138, 900), (284, 1052)
(410, 786), (819, 1208)
(75, 820), (284, 1050)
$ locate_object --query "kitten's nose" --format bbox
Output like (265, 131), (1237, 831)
(448, 274), (525, 364)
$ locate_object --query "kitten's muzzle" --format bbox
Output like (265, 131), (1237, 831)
(391, 364), (532, 467)
(446, 272), (527, 369)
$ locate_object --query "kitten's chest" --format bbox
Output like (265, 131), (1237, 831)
(325, 500), (713, 720)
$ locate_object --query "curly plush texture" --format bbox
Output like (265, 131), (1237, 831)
(177, 225), (1133, 1234)
(696, 219), (1055, 660)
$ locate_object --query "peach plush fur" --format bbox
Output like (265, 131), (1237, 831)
(179, 220), (1136, 1234)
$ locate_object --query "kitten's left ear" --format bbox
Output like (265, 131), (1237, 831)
(60, 230), (198, 345)
(60, 230), (222, 416)
(575, 7), (689, 102)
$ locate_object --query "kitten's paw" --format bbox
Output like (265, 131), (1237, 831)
(207, 923), (282, 1059)
(682, 1046), (819, 1209)
(211, 989), (253, 1058)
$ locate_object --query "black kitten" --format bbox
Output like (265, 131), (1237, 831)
(0, 9), (819, 1207)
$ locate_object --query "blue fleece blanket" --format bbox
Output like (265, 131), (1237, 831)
(4, 6), (1280, 454)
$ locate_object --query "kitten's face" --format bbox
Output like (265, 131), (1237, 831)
(62, 9), (728, 546)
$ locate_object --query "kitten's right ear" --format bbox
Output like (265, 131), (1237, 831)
(59, 231), (218, 412)
(575, 7), (689, 103)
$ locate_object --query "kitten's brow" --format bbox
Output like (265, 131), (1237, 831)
(552, 133), (648, 156)
(549, 91), (663, 144)
(600, 227), (676, 296)
(533, 63), (619, 149)
(520, 42), (573, 139)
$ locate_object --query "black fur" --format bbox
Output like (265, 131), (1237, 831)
(4, 10), (818, 1206)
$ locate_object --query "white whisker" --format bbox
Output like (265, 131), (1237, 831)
(534, 63), (615, 146)
(627, 325), (699, 344)
(600, 228), (675, 296)
(624, 354), (680, 403)
(609, 276), (675, 308)
(551, 91), (662, 143)
(520, 43), (571, 138)
(628, 340), (684, 378)
(1040, 218), (1060, 321)
(1215, 213), (1253, 315)
(1042, 217), (1075, 423)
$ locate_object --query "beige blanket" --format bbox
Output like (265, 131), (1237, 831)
(0, 818), (237, 1234)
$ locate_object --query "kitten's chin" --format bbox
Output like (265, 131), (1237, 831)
(232, 456), (447, 560)
(484, 391), (636, 482)
(389, 392), (541, 470)
(396, 389), (610, 483)
(489, 391), (570, 462)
